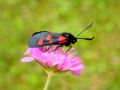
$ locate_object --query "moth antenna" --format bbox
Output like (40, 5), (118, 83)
(76, 21), (93, 38)
(77, 37), (95, 40)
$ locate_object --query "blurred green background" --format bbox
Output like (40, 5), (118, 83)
(0, 0), (120, 90)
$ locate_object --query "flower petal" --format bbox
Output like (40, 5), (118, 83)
(21, 57), (34, 62)
(24, 48), (32, 55)
(71, 70), (81, 75)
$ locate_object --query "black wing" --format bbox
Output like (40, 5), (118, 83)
(28, 31), (60, 47)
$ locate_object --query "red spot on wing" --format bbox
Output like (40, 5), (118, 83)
(58, 36), (67, 44)
(38, 39), (43, 45)
(46, 35), (51, 40)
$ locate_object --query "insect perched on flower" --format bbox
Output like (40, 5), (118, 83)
(28, 22), (94, 52)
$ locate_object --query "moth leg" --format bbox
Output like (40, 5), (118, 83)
(52, 45), (63, 52)
(65, 44), (72, 54)
(44, 45), (52, 52)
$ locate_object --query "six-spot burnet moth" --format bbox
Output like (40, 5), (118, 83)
(28, 22), (95, 52)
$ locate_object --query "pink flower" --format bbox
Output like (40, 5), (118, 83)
(21, 47), (84, 75)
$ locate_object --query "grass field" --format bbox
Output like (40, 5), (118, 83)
(0, 0), (120, 90)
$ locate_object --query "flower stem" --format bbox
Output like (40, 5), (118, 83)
(43, 72), (53, 90)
